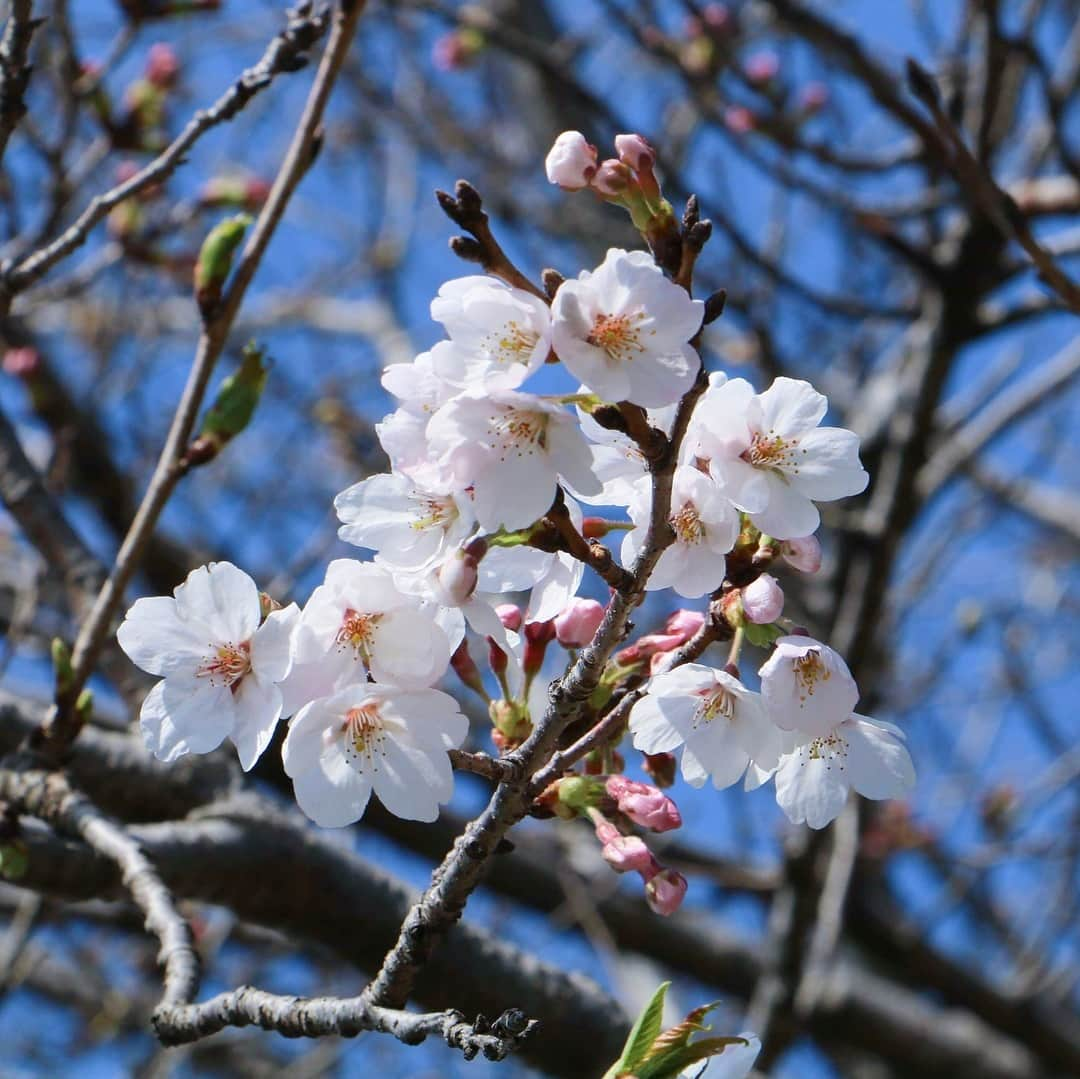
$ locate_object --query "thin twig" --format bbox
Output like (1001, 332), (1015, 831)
(0, 0), (42, 166)
(40, 0), (364, 751)
(0, 3), (332, 313)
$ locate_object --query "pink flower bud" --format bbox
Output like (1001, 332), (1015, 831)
(703, 4), (731, 30)
(545, 131), (598, 190)
(495, 603), (523, 632)
(606, 775), (682, 832)
(591, 158), (634, 196)
(781, 535), (822, 574)
(744, 50), (780, 85)
(450, 641), (485, 696)
(664, 608), (706, 640)
(523, 619), (556, 678)
(724, 105), (756, 134)
(645, 867), (688, 916)
(487, 637), (508, 678)
(435, 548), (478, 605)
(146, 43), (180, 89)
(799, 81), (829, 114)
(554, 598), (605, 647)
(742, 573), (784, 624)
(2, 347), (39, 378)
(614, 133), (655, 171)
(603, 834), (656, 874)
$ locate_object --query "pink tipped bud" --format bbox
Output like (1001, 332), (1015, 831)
(487, 637), (508, 678)
(554, 598), (605, 647)
(664, 608), (706, 640)
(781, 534), (822, 574)
(742, 573), (784, 624)
(614, 133), (655, 172)
(744, 50), (780, 85)
(450, 641), (485, 696)
(799, 81), (829, 114)
(603, 834), (656, 874)
(523, 619), (556, 678)
(724, 105), (756, 134)
(582, 516), (619, 538)
(606, 775), (682, 832)
(146, 43), (180, 89)
(3, 347), (40, 378)
(642, 752), (677, 789)
(645, 867), (688, 916)
(591, 158), (634, 196)
(495, 603), (523, 632)
(435, 547), (479, 605)
(432, 28), (484, 71)
(545, 131), (598, 190)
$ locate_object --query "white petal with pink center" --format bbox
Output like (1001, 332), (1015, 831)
(282, 683), (469, 826)
(691, 376), (868, 539)
(280, 560), (451, 716)
(117, 561), (298, 771)
(630, 664), (781, 789)
(622, 466), (739, 597)
(758, 635), (859, 737)
(334, 471), (475, 570)
(430, 276), (552, 391)
(772, 715), (915, 829)
(551, 248), (703, 407)
(425, 388), (600, 531)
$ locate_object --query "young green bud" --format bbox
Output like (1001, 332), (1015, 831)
(194, 213), (252, 317)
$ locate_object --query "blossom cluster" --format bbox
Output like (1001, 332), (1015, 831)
(117, 130), (914, 922)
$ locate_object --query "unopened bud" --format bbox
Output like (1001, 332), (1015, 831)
(799, 81), (829, 115)
(146, 43), (180, 89)
(545, 130), (598, 190)
(258, 591), (282, 620)
(451, 641), (486, 696)
(2, 347), (39, 378)
(602, 834), (655, 874)
(591, 158), (634, 196)
(742, 573), (784, 624)
(724, 105), (756, 134)
(744, 50), (779, 85)
(606, 775), (682, 832)
(436, 547), (480, 606)
(554, 598), (605, 648)
(495, 603), (523, 632)
(645, 867), (687, 916)
(614, 133), (655, 171)
(194, 213), (252, 316)
(523, 619), (556, 678)
(781, 534), (822, 573)
(192, 341), (267, 461)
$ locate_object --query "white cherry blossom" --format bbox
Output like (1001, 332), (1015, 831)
(334, 471), (475, 570)
(551, 248), (704, 407)
(280, 560), (451, 716)
(690, 376), (868, 539)
(772, 715), (915, 829)
(758, 635), (859, 737)
(430, 276), (552, 391)
(622, 466), (739, 597)
(282, 682), (468, 826)
(425, 388), (600, 530)
(117, 562), (298, 771)
(545, 130), (598, 190)
(630, 664), (782, 790)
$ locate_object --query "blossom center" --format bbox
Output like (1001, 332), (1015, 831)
(485, 319), (539, 366)
(196, 640), (251, 692)
(337, 608), (382, 663)
(743, 429), (801, 473)
(792, 650), (831, 701)
(490, 408), (549, 457)
(342, 702), (387, 770)
(695, 685), (736, 727)
(587, 310), (647, 363)
(671, 502), (705, 545)
(804, 730), (848, 768)
(410, 493), (456, 533)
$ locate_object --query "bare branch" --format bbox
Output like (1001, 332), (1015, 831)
(0, 1), (42, 165)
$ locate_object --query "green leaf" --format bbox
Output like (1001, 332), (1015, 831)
(645, 1001), (721, 1057)
(200, 341), (268, 443)
(194, 213), (252, 313)
(636, 1036), (751, 1079)
(51, 637), (73, 695)
(603, 981), (670, 1079)
(744, 621), (784, 649)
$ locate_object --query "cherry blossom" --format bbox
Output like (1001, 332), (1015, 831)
(333, 471), (475, 570)
(280, 560), (451, 715)
(553, 597), (605, 647)
(551, 248), (704, 407)
(758, 634), (859, 737)
(742, 573), (784, 623)
(622, 466), (739, 597)
(690, 375), (868, 539)
(430, 275), (552, 391)
(772, 715), (916, 829)
(282, 682), (468, 825)
(117, 561), (298, 771)
(545, 130), (598, 190)
(425, 388), (600, 530)
(629, 664), (782, 790)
